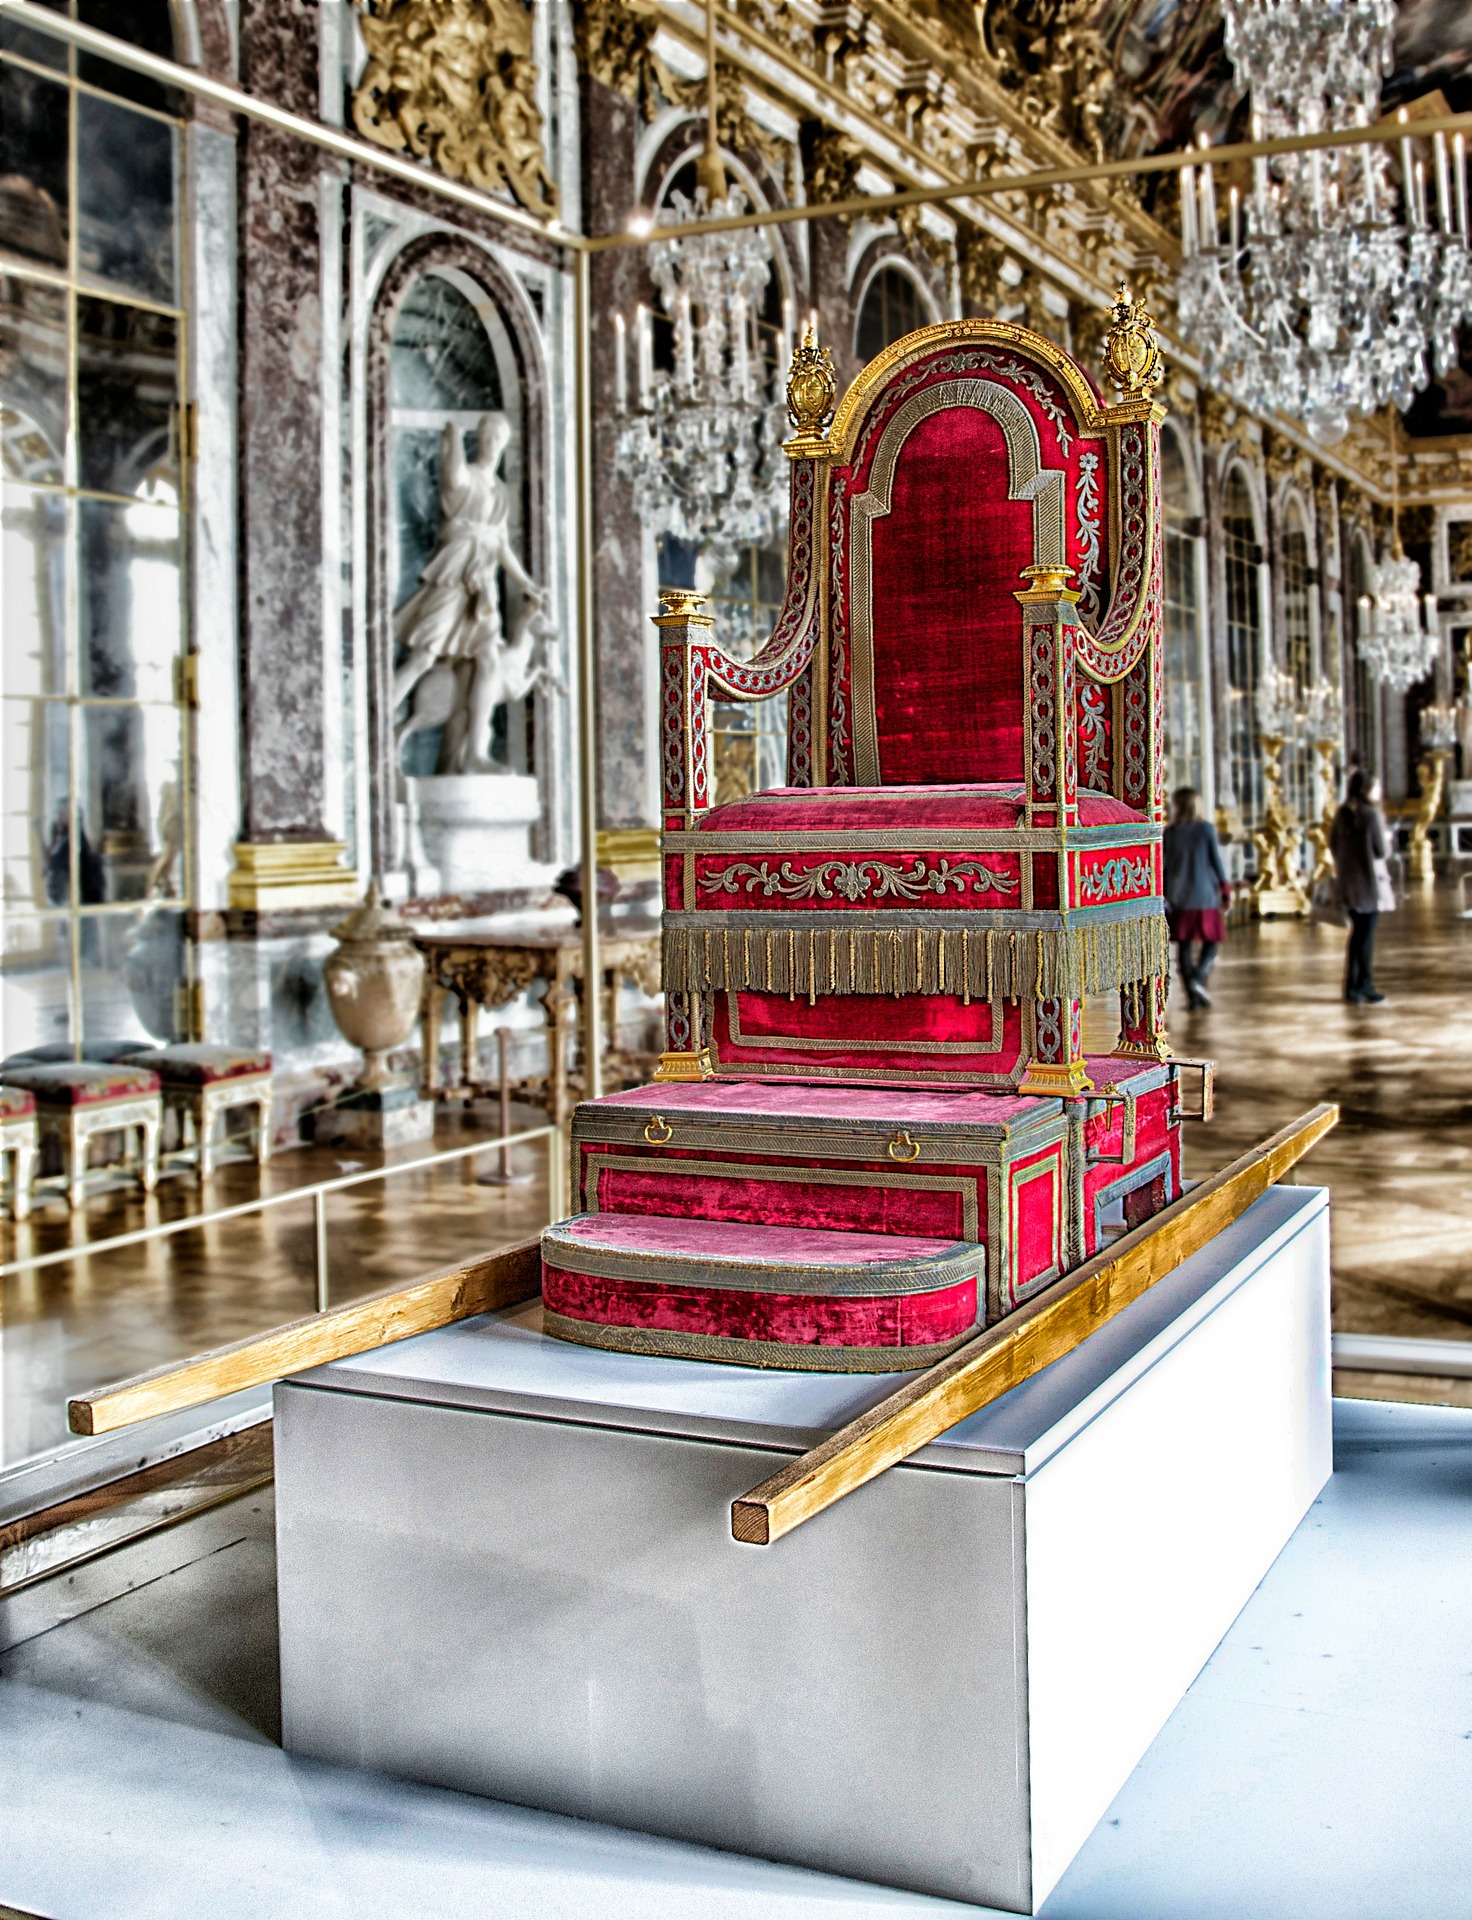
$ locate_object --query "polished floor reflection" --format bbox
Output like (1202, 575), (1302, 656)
(0, 1105), (553, 1467)
(4, 883), (1471, 1473)
(1160, 880), (1472, 1406)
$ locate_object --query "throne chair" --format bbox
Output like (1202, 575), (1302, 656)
(540, 293), (1205, 1371)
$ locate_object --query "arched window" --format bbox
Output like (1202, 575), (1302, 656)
(1223, 467), (1265, 828)
(856, 263), (930, 360)
(1280, 497), (1315, 823)
(1161, 427), (1206, 799)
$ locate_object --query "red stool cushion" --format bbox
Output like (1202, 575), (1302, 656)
(121, 1044), (272, 1087)
(1, 1063), (161, 1107)
(0, 1086), (37, 1120)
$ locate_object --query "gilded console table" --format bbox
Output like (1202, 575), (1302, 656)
(414, 923), (661, 1127)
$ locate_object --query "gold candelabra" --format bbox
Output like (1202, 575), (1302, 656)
(1249, 733), (1310, 918)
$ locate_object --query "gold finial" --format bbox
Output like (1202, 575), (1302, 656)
(657, 588), (710, 619)
(786, 326), (837, 443)
(1100, 283), (1164, 399)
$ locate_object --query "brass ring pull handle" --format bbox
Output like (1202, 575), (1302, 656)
(643, 1115), (674, 1145)
(887, 1130), (922, 1162)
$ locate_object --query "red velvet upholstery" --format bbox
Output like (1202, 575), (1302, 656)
(867, 408), (1033, 784)
(543, 1263), (980, 1353)
(824, 337), (1113, 789)
(121, 1044), (272, 1086)
(705, 786), (1140, 833)
(0, 1086), (36, 1120)
(710, 991), (1025, 1088)
(2, 1062), (161, 1107)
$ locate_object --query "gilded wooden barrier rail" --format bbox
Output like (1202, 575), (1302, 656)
(730, 1103), (1339, 1546)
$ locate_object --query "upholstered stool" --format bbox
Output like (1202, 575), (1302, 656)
(0, 1086), (38, 1223)
(0, 1063), (162, 1210)
(121, 1045), (273, 1181)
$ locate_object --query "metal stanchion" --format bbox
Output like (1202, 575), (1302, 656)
(314, 1189), (330, 1314)
(574, 245), (603, 1101)
(476, 1029), (533, 1187)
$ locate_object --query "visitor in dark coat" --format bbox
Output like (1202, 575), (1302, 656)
(1162, 787), (1230, 1009)
(1330, 769), (1389, 1004)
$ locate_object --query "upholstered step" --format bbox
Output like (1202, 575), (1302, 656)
(540, 1212), (985, 1373)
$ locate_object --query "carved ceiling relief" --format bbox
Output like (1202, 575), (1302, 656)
(976, 0), (1117, 173)
(573, 0), (665, 112)
(1264, 432), (1313, 499)
(1198, 390), (1237, 450)
(574, 4), (790, 195)
(1399, 505), (1436, 550)
(803, 125), (863, 215)
(893, 203), (956, 277)
(958, 230), (1013, 314)
(353, 0), (557, 217)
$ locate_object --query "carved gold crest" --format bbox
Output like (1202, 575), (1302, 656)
(786, 329), (837, 442)
(1100, 283), (1164, 399)
(352, 0), (557, 219)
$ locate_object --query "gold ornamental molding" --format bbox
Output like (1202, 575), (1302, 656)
(352, 0), (558, 219)
(597, 828), (662, 883)
(228, 842), (360, 912)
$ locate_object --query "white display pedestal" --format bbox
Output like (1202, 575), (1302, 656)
(275, 1185), (1331, 1914)
(404, 773), (558, 895)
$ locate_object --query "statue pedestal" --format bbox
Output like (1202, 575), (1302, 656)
(315, 1084), (435, 1150)
(405, 774), (556, 897)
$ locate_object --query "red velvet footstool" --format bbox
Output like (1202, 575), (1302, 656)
(0, 1063), (162, 1209)
(121, 1045), (273, 1181)
(542, 1212), (984, 1371)
(0, 1085), (38, 1222)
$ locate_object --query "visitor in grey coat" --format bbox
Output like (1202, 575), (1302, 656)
(1330, 770), (1389, 1004)
(1162, 787), (1230, 1009)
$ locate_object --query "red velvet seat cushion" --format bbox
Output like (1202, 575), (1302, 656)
(541, 1213), (983, 1369)
(121, 1044), (272, 1086)
(0, 1086), (36, 1120)
(700, 784), (1143, 835)
(1, 1062), (161, 1106)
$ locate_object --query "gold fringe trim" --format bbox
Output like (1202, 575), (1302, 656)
(663, 914), (1168, 1002)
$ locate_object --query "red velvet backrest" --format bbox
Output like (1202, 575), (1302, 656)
(823, 329), (1109, 787)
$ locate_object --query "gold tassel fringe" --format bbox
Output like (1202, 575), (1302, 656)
(663, 914), (1169, 1003)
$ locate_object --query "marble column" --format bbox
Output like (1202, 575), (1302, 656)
(809, 212), (860, 394)
(231, 0), (355, 908)
(582, 74), (656, 836)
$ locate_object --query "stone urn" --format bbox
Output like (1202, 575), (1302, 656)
(322, 881), (426, 1092)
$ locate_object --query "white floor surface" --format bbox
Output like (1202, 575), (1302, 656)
(0, 1396), (1468, 1919)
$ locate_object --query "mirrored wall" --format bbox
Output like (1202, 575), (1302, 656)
(0, 2), (191, 1060)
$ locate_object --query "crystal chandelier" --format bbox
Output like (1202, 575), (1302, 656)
(1176, 0), (1472, 443)
(1303, 676), (1343, 744)
(1420, 701), (1457, 750)
(1357, 539), (1440, 691)
(1256, 661), (1303, 739)
(613, 183), (789, 589)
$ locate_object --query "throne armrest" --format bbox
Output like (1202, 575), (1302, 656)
(1073, 404), (1163, 688)
(655, 455), (824, 824)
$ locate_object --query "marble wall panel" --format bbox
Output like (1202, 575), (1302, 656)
(584, 75), (657, 832)
(236, 0), (331, 844)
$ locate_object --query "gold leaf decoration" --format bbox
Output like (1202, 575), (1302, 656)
(352, 0), (557, 219)
(1100, 283), (1164, 399)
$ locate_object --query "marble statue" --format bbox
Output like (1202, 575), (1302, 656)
(393, 412), (556, 773)
(398, 593), (565, 772)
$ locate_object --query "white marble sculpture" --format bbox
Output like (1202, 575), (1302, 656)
(393, 413), (558, 773)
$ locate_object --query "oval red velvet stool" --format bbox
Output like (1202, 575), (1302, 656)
(541, 1213), (984, 1372)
